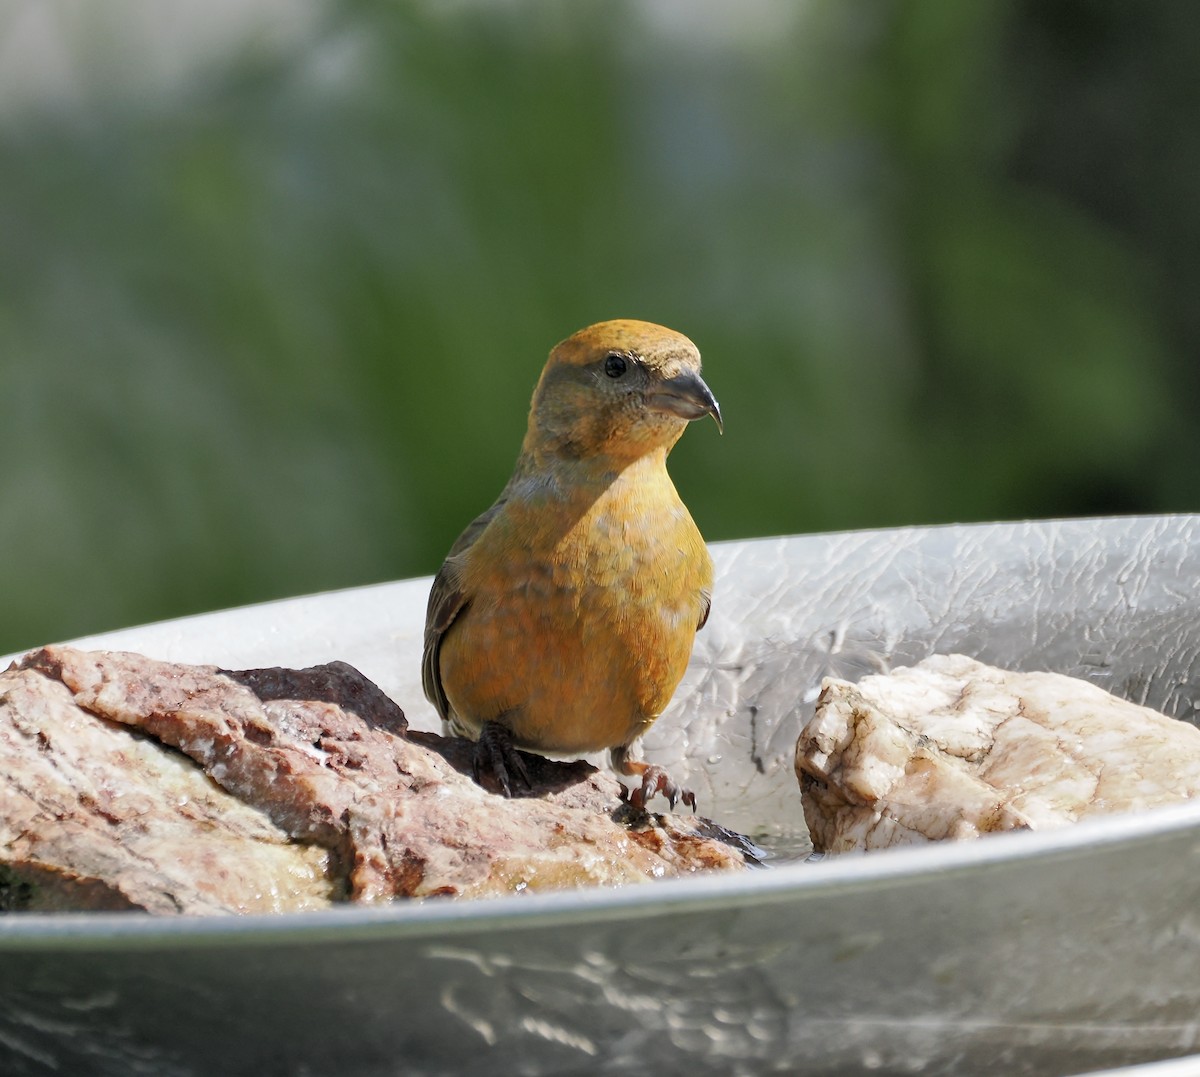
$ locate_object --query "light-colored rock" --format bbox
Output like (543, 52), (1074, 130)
(0, 669), (334, 914)
(796, 653), (1200, 854)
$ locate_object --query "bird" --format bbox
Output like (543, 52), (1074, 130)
(421, 319), (721, 809)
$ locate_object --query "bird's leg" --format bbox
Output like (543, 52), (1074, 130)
(473, 720), (532, 797)
(610, 745), (696, 812)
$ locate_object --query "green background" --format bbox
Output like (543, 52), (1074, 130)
(2, 0), (1197, 655)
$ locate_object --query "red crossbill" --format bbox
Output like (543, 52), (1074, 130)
(422, 319), (721, 808)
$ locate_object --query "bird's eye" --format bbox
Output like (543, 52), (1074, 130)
(604, 354), (628, 378)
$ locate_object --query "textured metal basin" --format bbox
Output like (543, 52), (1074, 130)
(3, 516), (1199, 1076)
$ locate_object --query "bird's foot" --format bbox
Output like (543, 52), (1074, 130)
(473, 720), (532, 797)
(629, 765), (696, 812)
(610, 747), (696, 812)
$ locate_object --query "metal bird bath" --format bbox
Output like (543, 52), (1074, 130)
(2, 516), (1200, 1076)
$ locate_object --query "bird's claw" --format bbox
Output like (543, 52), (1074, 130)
(628, 764), (696, 813)
(473, 720), (532, 797)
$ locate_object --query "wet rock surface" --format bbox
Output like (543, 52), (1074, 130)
(1, 647), (748, 913)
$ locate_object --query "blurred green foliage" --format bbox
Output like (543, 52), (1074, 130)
(1, 0), (1197, 653)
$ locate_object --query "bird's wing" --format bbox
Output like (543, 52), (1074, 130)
(421, 561), (466, 722)
(421, 497), (507, 721)
(697, 588), (712, 632)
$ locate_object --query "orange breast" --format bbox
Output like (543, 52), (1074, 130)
(438, 465), (711, 754)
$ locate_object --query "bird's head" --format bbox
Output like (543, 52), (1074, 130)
(523, 319), (721, 464)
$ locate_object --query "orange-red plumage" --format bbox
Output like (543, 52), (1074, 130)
(422, 319), (720, 806)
